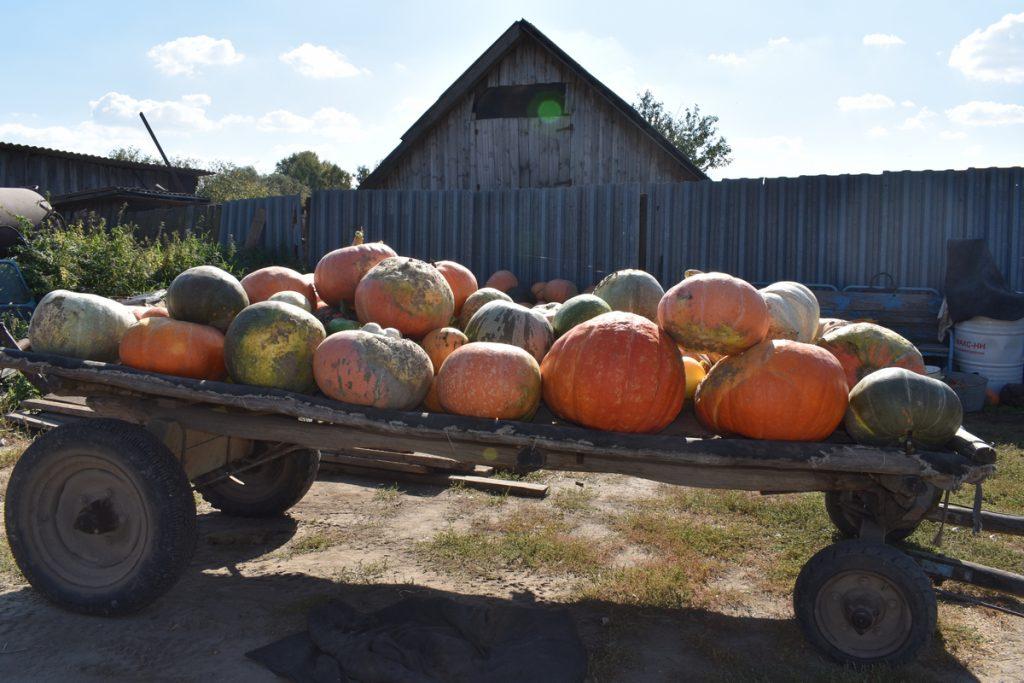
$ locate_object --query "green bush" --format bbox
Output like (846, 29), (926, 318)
(12, 217), (301, 299)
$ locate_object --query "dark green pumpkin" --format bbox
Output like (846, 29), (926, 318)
(465, 299), (553, 362)
(552, 294), (611, 336)
(845, 367), (962, 448)
(166, 265), (249, 333)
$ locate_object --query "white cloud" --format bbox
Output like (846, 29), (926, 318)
(946, 100), (1024, 126)
(393, 62), (408, 73)
(837, 93), (895, 111)
(707, 36), (792, 67)
(89, 91), (220, 131)
(863, 33), (905, 47)
(901, 99), (916, 108)
(708, 52), (746, 66)
(939, 130), (967, 141)
(257, 107), (364, 142)
(0, 121), (155, 158)
(147, 35), (244, 76)
(899, 106), (936, 130)
(949, 11), (1024, 83)
(279, 43), (368, 79)
(866, 126), (889, 138)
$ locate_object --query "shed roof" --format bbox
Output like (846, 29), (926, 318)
(360, 20), (707, 188)
(51, 186), (210, 209)
(0, 141), (212, 176)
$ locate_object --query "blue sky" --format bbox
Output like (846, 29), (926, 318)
(2, 1), (1022, 180)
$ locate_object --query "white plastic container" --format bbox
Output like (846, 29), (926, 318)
(953, 316), (1024, 393)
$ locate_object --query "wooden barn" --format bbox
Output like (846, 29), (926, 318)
(360, 20), (706, 190)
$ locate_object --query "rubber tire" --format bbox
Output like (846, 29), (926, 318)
(823, 491), (934, 543)
(793, 540), (937, 666)
(199, 448), (320, 518)
(4, 419), (196, 616)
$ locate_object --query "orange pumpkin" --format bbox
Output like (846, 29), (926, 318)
(420, 327), (469, 372)
(485, 270), (518, 293)
(422, 377), (445, 412)
(542, 278), (578, 304)
(434, 261), (478, 315)
(314, 242), (398, 306)
(241, 266), (316, 307)
(541, 311), (686, 433)
(531, 282), (547, 299)
(682, 356), (707, 400)
(437, 342), (541, 420)
(355, 257), (455, 339)
(658, 272), (769, 355)
(119, 317), (226, 380)
(695, 339), (848, 441)
(313, 330), (433, 410)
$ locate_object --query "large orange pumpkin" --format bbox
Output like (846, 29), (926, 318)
(119, 317), (226, 380)
(542, 279), (578, 304)
(817, 322), (926, 388)
(241, 266), (316, 307)
(658, 272), (769, 355)
(541, 312), (686, 433)
(314, 242), (398, 306)
(434, 261), (478, 315)
(437, 342), (541, 420)
(694, 339), (847, 441)
(485, 270), (518, 293)
(420, 327), (469, 372)
(355, 257), (455, 339)
(313, 330), (433, 410)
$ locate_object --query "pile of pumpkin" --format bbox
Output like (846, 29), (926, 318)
(25, 238), (963, 449)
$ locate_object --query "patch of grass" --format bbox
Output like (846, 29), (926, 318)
(291, 529), (344, 554)
(0, 441), (26, 469)
(551, 486), (595, 513)
(492, 468), (549, 484)
(334, 558), (391, 584)
(0, 534), (21, 583)
(371, 484), (404, 517)
(936, 610), (986, 656)
(418, 508), (607, 578)
(578, 560), (706, 609)
(616, 506), (755, 561)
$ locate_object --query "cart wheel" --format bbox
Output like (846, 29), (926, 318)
(199, 448), (320, 517)
(824, 489), (939, 542)
(4, 419), (196, 616)
(794, 540), (936, 666)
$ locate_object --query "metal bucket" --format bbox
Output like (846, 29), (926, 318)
(944, 371), (988, 413)
(954, 316), (1024, 393)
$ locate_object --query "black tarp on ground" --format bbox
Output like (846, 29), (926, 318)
(247, 597), (587, 682)
(945, 239), (1024, 323)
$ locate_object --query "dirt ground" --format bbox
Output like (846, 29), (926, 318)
(1, 417), (1023, 682)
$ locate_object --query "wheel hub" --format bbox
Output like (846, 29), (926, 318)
(73, 496), (120, 535)
(816, 570), (912, 658)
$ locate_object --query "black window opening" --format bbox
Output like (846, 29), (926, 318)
(473, 83), (567, 120)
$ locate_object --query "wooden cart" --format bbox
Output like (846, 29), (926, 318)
(1, 347), (1021, 667)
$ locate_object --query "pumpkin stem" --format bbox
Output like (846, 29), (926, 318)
(352, 228), (364, 246)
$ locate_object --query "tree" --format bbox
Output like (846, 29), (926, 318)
(355, 164), (373, 186)
(196, 163), (306, 204)
(275, 151), (353, 191)
(632, 90), (732, 173)
(108, 146), (198, 169)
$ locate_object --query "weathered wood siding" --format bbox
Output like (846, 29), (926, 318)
(0, 146), (205, 195)
(374, 39), (693, 190)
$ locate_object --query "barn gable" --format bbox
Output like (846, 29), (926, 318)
(360, 20), (706, 190)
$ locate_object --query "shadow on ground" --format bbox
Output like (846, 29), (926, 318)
(0, 508), (978, 683)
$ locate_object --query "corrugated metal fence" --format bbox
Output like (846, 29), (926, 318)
(215, 166), (1023, 291)
(217, 195), (304, 258)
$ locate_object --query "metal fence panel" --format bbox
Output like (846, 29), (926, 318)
(218, 195), (303, 261)
(644, 167), (1023, 291)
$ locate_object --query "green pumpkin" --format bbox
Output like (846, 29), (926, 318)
(593, 269), (664, 321)
(845, 367), (962, 448)
(552, 294), (611, 336)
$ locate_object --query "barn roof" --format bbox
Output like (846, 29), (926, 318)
(360, 19), (708, 188)
(0, 141), (212, 176)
